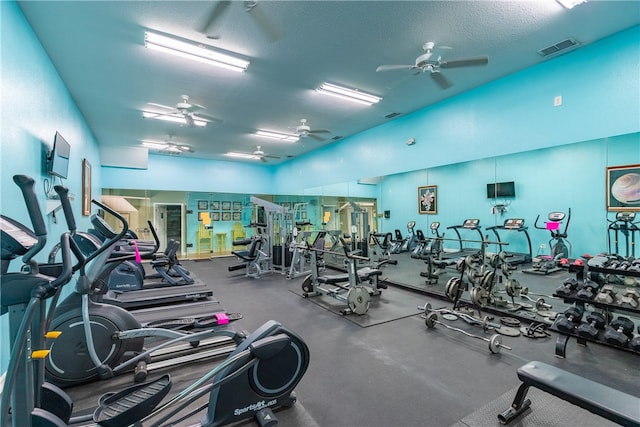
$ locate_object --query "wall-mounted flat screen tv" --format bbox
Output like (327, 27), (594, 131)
(487, 181), (515, 198)
(47, 131), (70, 179)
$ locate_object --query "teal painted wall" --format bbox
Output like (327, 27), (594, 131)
(273, 25), (640, 192)
(1, 2), (103, 372)
(378, 133), (640, 258)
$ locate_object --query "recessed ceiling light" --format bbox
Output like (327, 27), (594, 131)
(225, 152), (258, 160)
(316, 82), (381, 106)
(144, 31), (249, 72)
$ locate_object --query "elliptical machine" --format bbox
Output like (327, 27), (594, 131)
(607, 211), (639, 258)
(1, 175), (311, 427)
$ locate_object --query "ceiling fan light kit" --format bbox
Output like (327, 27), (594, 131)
(144, 31), (249, 73)
(316, 82), (382, 106)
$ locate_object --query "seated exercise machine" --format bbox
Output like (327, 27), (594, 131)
(498, 361), (640, 426)
(486, 218), (532, 266)
(369, 231), (398, 265)
(228, 230), (272, 278)
(300, 238), (384, 315)
(523, 208), (571, 275)
(1, 176), (310, 427)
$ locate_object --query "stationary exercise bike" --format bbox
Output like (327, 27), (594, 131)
(523, 208), (571, 275)
(1, 175), (310, 427)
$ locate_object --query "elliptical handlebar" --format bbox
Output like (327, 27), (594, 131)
(12, 175), (47, 267)
(83, 199), (130, 266)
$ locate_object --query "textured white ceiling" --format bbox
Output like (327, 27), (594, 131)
(17, 1), (640, 164)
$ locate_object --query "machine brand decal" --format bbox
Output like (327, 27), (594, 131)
(233, 399), (277, 416)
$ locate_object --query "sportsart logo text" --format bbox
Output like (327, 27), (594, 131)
(233, 399), (277, 416)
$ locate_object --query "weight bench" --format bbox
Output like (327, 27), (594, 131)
(498, 361), (640, 426)
(228, 238), (262, 272)
(318, 267), (383, 288)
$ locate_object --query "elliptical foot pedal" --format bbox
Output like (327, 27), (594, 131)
(93, 374), (171, 427)
(255, 407), (278, 427)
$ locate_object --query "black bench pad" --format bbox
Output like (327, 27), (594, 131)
(504, 361), (640, 426)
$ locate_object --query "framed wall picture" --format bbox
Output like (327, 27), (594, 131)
(232, 201), (242, 211)
(222, 201), (231, 211)
(607, 164), (640, 211)
(222, 212), (231, 221)
(82, 159), (92, 216)
(211, 201), (220, 210)
(197, 200), (208, 210)
(418, 185), (437, 214)
(212, 212), (220, 221)
(232, 211), (241, 221)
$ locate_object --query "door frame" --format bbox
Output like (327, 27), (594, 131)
(153, 203), (186, 256)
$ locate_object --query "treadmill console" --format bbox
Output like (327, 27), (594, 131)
(462, 219), (480, 229)
(504, 218), (525, 229)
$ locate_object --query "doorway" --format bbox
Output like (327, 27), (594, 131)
(153, 203), (185, 256)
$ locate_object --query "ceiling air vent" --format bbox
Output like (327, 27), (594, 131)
(538, 38), (580, 58)
(331, 136), (343, 141)
(384, 112), (402, 119)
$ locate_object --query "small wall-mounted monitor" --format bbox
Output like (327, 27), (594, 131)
(47, 131), (70, 179)
(487, 181), (515, 198)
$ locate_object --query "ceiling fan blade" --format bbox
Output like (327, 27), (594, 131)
(309, 129), (330, 134)
(248, 2), (281, 42)
(265, 154), (281, 159)
(308, 134), (326, 142)
(430, 71), (453, 90)
(259, 156), (268, 163)
(201, 1), (231, 33)
(193, 113), (223, 124)
(440, 56), (489, 68)
(376, 64), (416, 72)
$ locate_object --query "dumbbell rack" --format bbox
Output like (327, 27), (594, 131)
(551, 263), (640, 358)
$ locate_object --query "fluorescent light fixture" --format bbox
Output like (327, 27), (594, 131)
(556, 0), (587, 9)
(141, 141), (167, 150)
(316, 82), (381, 106)
(255, 130), (299, 142)
(141, 140), (191, 152)
(142, 111), (207, 127)
(144, 31), (249, 72)
(225, 152), (259, 160)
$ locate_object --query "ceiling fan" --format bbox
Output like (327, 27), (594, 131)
(143, 136), (195, 155)
(200, 1), (281, 42)
(253, 146), (280, 163)
(376, 42), (489, 90)
(293, 119), (330, 141)
(145, 94), (223, 127)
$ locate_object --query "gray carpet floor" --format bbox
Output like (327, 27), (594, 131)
(64, 254), (639, 427)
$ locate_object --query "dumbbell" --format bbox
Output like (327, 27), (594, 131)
(555, 278), (580, 297)
(424, 311), (511, 354)
(576, 312), (606, 340)
(555, 306), (584, 333)
(619, 289), (639, 308)
(594, 285), (617, 304)
(603, 316), (635, 347)
(630, 325), (640, 352)
(576, 279), (599, 300)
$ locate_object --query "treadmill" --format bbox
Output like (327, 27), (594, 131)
(486, 218), (532, 265)
(441, 218), (484, 259)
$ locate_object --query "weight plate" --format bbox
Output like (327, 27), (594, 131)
(425, 312), (438, 328)
(519, 302), (533, 310)
(536, 310), (558, 319)
(500, 317), (521, 327)
(496, 326), (521, 337)
(442, 313), (458, 321)
(488, 334), (503, 354)
(301, 275), (314, 293)
(347, 286), (371, 315)
(481, 271), (495, 289)
(423, 302), (433, 313)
